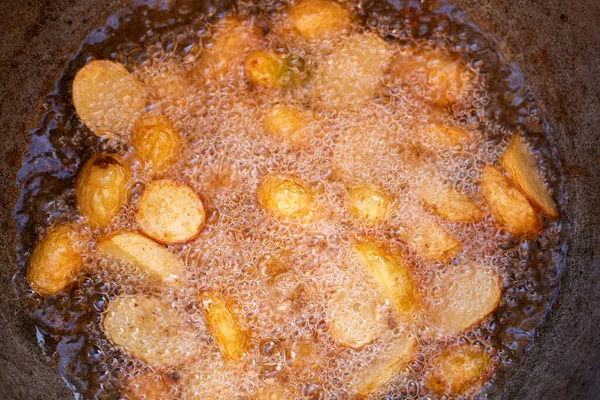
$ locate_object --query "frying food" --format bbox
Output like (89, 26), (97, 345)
(200, 294), (248, 361)
(285, 0), (353, 41)
(131, 114), (182, 176)
(417, 180), (483, 223)
(258, 175), (315, 222)
(263, 104), (311, 146)
(347, 183), (395, 224)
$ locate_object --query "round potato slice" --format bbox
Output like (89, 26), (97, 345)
(263, 104), (310, 146)
(428, 265), (502, 335)
(258, 175), (315, 222)
(72, 60), (147, 138)
(122, 368), (177, 400)
(401, 215), (462, 262)
(347, 183), (395, 224)
(286, 0), (354, 41)
(26, 225), (83, 296)
(425, 343), (493, 396)
(75, 154), (132, 229)
(131, 114), (182, 176)
(135, 179), (205, 244)
(103, 295), (196, 366)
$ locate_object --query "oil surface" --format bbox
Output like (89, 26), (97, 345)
(13, 0), (567, 399)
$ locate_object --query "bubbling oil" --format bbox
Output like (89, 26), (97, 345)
(13, 0), (566, 399)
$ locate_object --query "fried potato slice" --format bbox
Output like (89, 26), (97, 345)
(347, 183), (395, 224)
(244, 51), (290, 88)
(75, 154), (132, 229)
(121, 368), (177, 400)
(72, 60), (147, 138)
(131, 114), (182, 176)
(480, 166), (542, 236)
(312, 33), (392, 109)
(135, 179), (205, 244)
(97, 231), (184, 286)
(26, 225), (83, 296)
(422, 123), (473, 151)
(417, 181), (483, 223)
(285, 0), (354, 41)
(427, 264), (502, 335)
(352, 333), (417, 397)
(103, 295), (196, 366)
(263, 104), (310, 146)
(425, 343), (492, 396)
(401, 216), (462, 262)
(258, 175), (315, 222)
(352, 241), (418, 316)
(500, 135), (558, 219)
(201, 294), (248, 361)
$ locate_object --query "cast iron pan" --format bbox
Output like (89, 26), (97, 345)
(0, 0), (598, 399)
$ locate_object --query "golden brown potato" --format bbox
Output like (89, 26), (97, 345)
(263, 104), (310, 146)
(500, 135), (558, 219)
(244, 51), (289, 88)
(347, 183), (395, 224)
(131, 114), (182, 176)
(72, 60), (147, 138)
(201, 294), (248, 361)
(401, 217), (462, 262)
(75, 154), (132, 229)
(121, 369), (177, 400)
(285, 0), (354, 41)
(352, 333), (417, 397)
(135, 179), (205, 244)
(480, 166), (542, 236)
(26, 225), (83, 296)
(425, 343), (492, 396)
(312, 33), (392, 109)
(417, 181), (483, 223)
(97, 231), (185, 287)
(103, 295), (197, 366)
(258, 175), (315, 222)
(352, 241), (418, 316)
(427, 265), (502, 335)
(422, 123), (473, 151)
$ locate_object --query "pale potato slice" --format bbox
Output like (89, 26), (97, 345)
(244, 51), (289, 88)
(347, 183), (395, 224)
(75, 154), (132, 229)
(328, 286), (386, 348)
(263, 104), (310, 146)
(201, 294), (248, 361)
(312, 33), (392, 109)
(135, 179), (205, 244)
(480, 166), (542, 236)
(425, 343), (492, 396)
(26, 225), (83, 296)
(258, 175), (315, 222)
(352, 333), (417, 397)
(97, 231), (185, 286)
(122, 368), (177, 400)
(285, 0), (353, 41)
(352, 241), (418, 316)
(401, 217), (462, 262)
(72, 60), (147, 138)
(422, 123), (473, 151)
(131, 114), (182, 176)
(500, 135), (558, 219)
(103, 295), (196, 366)
(428, 265), (502, 335)
(417, 181), (483, 223)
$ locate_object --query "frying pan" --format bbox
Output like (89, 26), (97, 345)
(0, 0), (598, 399)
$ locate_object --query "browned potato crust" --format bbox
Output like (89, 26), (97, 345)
(418, 181), (483, 223)
(122, 369), (177, 400)
(131, 114), (181, 176)
(26, 225), (83, 296)
(135, 179), (206, 244)
(75, 154), (132, 229)
(72, 60), (147, 138)
(286, 0), (354, 41)
(480, 166), (542, 236)
(97, 231), (185, 287)
(258, 175), (315, 222)
(263, 104), (310, 146)
(500, 135), (558, 219)
(201, 294), (248, 361)
(347, 183), (395, 224)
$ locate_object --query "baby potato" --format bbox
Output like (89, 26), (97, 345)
(352, 241), (418, 316)
(347, 183), (395, 224)
(312, 32), (392, 109)
(26, 225), (83, 296)
(201, 294), (248, 361)
(285, 0), (354, 41)
(103, 295), (196, 366)
(244, 51), (289, 88)
(135, 179), (205, 244)
(75, 154), (132, 229)
(131, 114), (182, 176)
(97, 231), (185, 287)
(122, 369), (177, 400)
(500, 135), (558, 219)
(425, 343), (492, 396)
(402, 217), (462, 262)
(418, 181), (483, 223)
(263, 104), (310, 146)
(480, 166), (542, 236)
(258, 175), (315, 222)
(72, 60), (147, 138)
(422, 123), (473, 151)
(428, 265), (502, 335)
